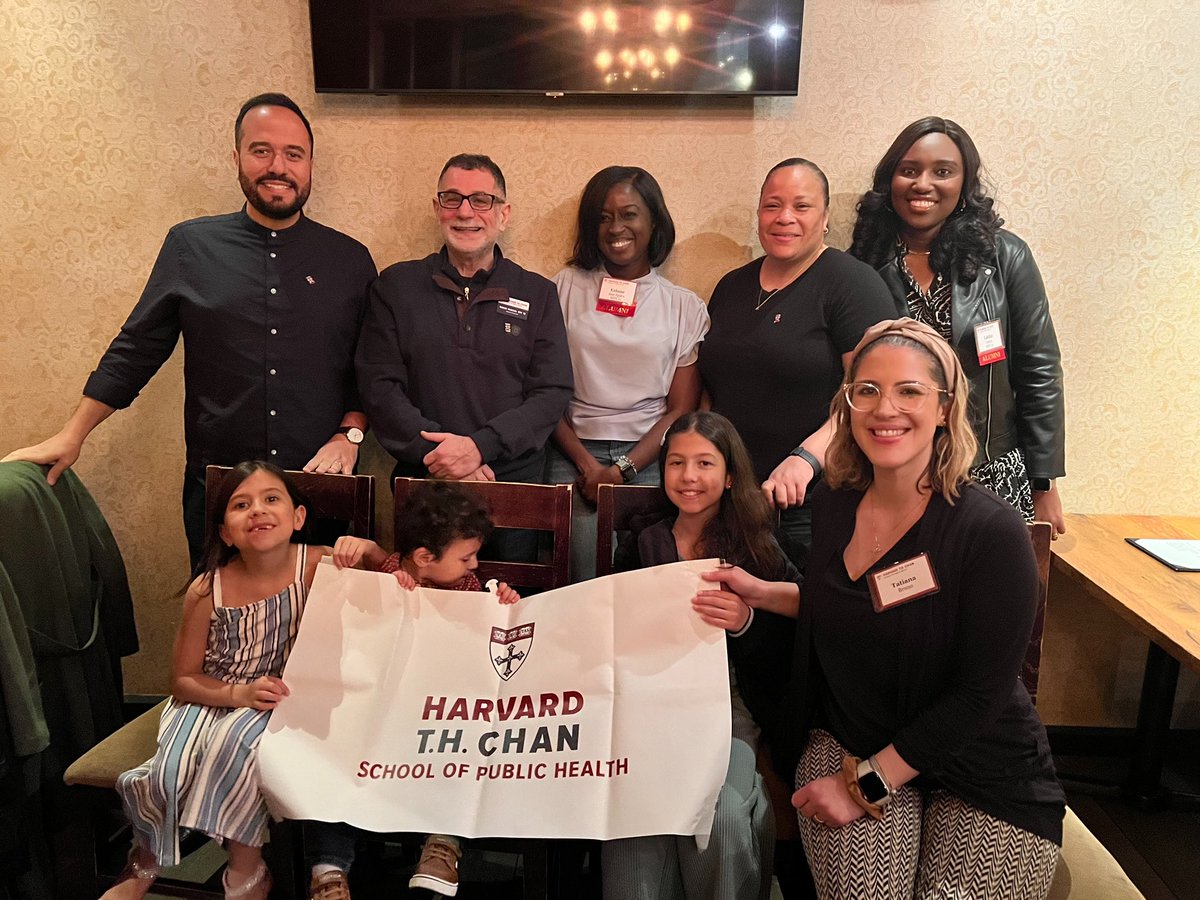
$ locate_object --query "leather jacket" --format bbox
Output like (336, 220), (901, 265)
(877, 230), (1065, 478)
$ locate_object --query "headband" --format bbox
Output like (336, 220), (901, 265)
(848, 317), (961, 391)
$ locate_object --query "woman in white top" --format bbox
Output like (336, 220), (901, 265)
(547, 166), (710, 581)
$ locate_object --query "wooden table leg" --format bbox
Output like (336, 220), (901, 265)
(1124, 642), (1179, 809)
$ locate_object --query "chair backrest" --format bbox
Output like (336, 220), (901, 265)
(595, 483), (673, 578)
(204, 466), (375, 541)
(1022, 521), (1052, 704)
(392, 478), (572, 591)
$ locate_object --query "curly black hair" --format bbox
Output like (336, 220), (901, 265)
(849, 117), (1003, 285)
(395, 481), (493, 559)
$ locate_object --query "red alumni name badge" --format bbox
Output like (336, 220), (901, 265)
(595, 276), (638, 317)
(974, 319), (1006, 366)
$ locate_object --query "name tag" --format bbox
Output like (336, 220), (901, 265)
(867, 553), (940, 613)
(497, 297), (529, 320)
(974, 319), (1006, 366)
(595, 277), (637, 317)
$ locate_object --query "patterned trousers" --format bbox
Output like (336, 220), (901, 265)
(796, 730), (1059, 900)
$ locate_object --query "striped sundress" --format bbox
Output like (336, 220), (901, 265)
(117, 544), (310, 866)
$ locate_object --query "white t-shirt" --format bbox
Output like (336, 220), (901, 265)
(554, 266), (710, 440)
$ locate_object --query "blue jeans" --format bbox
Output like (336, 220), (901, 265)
(303, 820), (360, 872)
(544, 440), (660, 582)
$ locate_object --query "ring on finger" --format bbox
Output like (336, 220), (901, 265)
(814, 814), (826, 824)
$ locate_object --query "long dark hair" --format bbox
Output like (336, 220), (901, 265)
(567, 166), (676, 271)
(659, 412), (788, 580)
(186, 461), (309, 595)
(849, 116), (1003, 285)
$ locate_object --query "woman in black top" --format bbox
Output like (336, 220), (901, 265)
(709, 319), (1064, 899)
(850, 117), (1066, 534)
(698, 159), (895, 569)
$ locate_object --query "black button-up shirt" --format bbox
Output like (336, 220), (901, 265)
(84, 208), (376, 475)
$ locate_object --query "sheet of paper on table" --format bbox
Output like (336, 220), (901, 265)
(1125, 538), (1200, 572)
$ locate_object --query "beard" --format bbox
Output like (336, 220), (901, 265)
(238, 168), (311, 222)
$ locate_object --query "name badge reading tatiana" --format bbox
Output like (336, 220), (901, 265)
(867, 553), (940, 613)
(595, 277), (638, 317)
(974, 319), (1006, 366)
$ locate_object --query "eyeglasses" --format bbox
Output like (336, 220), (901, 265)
(436, 191), (504, 211)
(843, 381), (950, 413)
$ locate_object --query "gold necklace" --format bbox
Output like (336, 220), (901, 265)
(756, 245), (827, 311)
(755, 286), (783, 311)
(868, 489), (930, 554)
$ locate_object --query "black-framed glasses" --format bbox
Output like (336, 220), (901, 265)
(843, 381), (950, 413)
(436, 191), (503, 211)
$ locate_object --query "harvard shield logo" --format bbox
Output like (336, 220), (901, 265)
(490, 623), (534, 681)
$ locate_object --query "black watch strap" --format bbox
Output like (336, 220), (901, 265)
(790, 446), (823, 481)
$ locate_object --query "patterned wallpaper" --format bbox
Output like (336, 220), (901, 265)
(3, 0), (1199, 711)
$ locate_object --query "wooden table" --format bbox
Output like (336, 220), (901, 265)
(1051, 514), (1200, 808)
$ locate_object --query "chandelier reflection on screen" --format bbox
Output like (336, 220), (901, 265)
(308, 1), (804, 97)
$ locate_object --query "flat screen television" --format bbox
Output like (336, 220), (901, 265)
(309, 1), (803, 96)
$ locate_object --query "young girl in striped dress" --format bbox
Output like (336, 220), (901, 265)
(105, 460), (327, 900)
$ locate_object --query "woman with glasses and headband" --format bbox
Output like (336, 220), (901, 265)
(698, 159), (894, 571)
(547, 166), (709, 581)
(850, 117), (1066, 535)
(708, 319), (1064, 899)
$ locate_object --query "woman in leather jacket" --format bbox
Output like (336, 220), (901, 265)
(849, 117), (1066, 534)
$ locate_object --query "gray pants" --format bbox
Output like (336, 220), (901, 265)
(602, 738), (774, 900)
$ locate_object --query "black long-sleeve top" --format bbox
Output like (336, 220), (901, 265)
(356, 247), (573, 481)
(83, 209), (377, 475)
(777, 481), (1064, 844)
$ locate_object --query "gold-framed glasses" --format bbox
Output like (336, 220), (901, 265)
(843, 381), (950, 413)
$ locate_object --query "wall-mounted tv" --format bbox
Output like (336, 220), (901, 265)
(310, 1), (803, 96)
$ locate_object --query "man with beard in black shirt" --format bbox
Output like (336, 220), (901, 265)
(5, 93), (377, 565)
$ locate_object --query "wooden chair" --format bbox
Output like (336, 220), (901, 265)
(388, 478), (575, 898)
(1023, 520), (1052, 704)
(63, 469), (376, 899)
(594, 483), (670, 577)
(205, 465), (376, 540)
(393, 477), (572, 592)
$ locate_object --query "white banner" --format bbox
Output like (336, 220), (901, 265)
(258, 558), (731, 841)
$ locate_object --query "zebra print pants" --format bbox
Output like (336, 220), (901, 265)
(795, 730), (1059, 900)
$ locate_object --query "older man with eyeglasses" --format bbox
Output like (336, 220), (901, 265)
(307, 155), (571, 899)
(356, 153), (572, 489)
